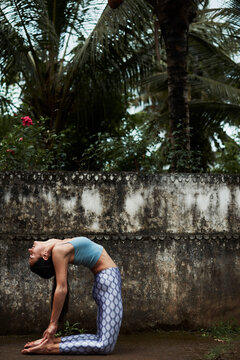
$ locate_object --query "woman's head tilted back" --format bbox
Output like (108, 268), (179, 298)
(28, 240), (55, 279)
(30, 257), (55, 279)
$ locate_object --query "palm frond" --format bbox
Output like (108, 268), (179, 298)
(188, 30), (240, 81)
(189, 74), (240, 104)
(141, 72), (168, 92)
(64, 0), (152, 83)
(189, 101), (240, 126)
(0, 7), (39, 90)
(1, 0), (62, 62)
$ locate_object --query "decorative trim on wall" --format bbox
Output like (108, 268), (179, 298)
(0, 171), (240, 185)
(2, 233), (239, 241)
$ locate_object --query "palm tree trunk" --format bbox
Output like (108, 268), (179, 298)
(151, 0), (198, 171)
(161, 24), (190, 171)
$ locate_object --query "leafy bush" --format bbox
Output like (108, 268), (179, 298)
(0, 115), (71, 170)
(212, 139), (240, 174)
(55, 321), (86, 337)
(201, 320), (240, 342)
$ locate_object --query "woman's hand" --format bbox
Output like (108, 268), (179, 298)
(42, 322), (58, 341)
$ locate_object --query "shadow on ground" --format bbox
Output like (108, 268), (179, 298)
(1, 331), (240, 360)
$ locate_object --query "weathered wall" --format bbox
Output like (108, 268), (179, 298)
(0, 172), (240, 334)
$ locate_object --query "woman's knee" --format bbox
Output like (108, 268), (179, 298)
(101, 339), (116, 354)
(101, 346), (114, 355)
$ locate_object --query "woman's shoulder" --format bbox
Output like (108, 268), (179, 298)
(52, 240), (74, 255)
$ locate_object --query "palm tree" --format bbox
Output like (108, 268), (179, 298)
(147, 0), (240, 172)
(109, 0), (201, 171)
(87, 2), (240, 173)
(0, 0), (157, 170)
(85, 0), (240, 172)
(0, 0), (154, 130)
(139, 2), (240, 172)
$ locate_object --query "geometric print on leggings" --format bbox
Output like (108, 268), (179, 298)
(60, 267), (123, 354)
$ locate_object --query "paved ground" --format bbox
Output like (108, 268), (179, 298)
(1, 331), (240, 360)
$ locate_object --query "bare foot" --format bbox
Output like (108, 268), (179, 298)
(22, 339), (49, 354)
(24, 338), (44, 348)
(22, 339), (60, 354)
(24, 337), (61, 349)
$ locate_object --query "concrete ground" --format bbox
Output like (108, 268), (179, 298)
(0, 331), (240, 360)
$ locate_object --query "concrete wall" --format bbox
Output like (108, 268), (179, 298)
(0, 172), (240, 334)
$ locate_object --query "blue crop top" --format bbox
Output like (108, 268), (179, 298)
(68, 237), (103, 268)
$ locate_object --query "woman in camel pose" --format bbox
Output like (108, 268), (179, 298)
(22, 237), (123, 355)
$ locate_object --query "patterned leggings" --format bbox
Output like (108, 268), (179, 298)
(59, 267), (123, 354)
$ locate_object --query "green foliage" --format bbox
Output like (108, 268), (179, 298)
(55, 321), (86, 337)
(167, 146), (203, 173)
(79, 111), (168, 172)
(212, 137), (240, 174)
(202, 321), (240, 360)
(1, 1), (240, 173)
(0, 114), (15, 139)
(166, 122), (204, 173)
(80, 111), (207, 173)
(204, 344), (234, 360)
(137, 4), (240, 173)
(201, 320), (240, 342)
(0, 115), (70, 170)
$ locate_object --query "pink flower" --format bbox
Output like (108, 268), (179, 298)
(19, 137), (23, 142)
(6, 149), (15, 154)
(21, 116), (33, 126)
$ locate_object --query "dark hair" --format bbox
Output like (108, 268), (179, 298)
(30, 257), (69, 321)
(30, 257), (55, 279)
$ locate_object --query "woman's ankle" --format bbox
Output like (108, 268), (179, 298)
(54, 337), (61, 344)
(46, 342), (60, 354)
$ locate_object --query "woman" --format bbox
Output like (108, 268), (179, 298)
(22, 237), (123, 355)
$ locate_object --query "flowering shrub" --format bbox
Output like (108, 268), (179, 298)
(0, 115), (70, 170)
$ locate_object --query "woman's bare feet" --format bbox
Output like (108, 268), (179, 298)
(24, 338), (44, 349)
(22, 338), (60, 354)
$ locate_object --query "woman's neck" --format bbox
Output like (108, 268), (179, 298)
(44, 239), (61, 255)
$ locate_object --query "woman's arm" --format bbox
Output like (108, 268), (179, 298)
(42, 246), (69, 340)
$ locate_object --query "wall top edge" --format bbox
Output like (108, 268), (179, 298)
(1, 233), (239, 241)
(0, 171), (239, 184)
